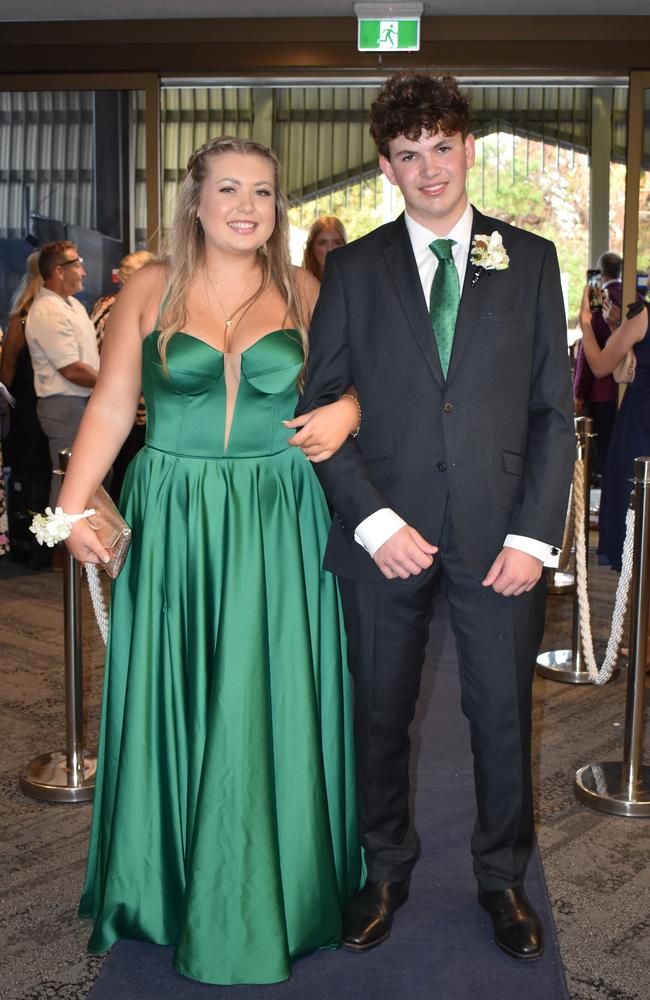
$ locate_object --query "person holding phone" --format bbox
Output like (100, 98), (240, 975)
(573, 252), (622, 482)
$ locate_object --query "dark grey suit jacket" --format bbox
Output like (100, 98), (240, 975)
(298, 207), (576, 583)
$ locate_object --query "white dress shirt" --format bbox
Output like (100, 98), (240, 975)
(26, 287), (100, 398)
(354, 202), (560, 569)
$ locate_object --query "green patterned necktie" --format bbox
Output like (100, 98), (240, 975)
(429, 238), (460, 378)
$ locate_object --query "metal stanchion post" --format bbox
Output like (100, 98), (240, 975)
(537, 416), (596, 683)
(575, 456), (650, 816)
(546, 565), (575, 595)
(19, 448), (97, 803)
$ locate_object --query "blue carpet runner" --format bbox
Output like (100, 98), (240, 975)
(88, 602), (569, 1000)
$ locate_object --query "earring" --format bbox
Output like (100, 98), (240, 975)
(195, 216), (204, 237)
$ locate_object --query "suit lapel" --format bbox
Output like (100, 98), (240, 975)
(383, 215), (445, 388)
(445, 205), (489, 385)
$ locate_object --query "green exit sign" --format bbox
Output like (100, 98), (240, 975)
(358, 18), (421, 52)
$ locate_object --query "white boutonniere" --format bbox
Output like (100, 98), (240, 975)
(470, 231), (510, 286)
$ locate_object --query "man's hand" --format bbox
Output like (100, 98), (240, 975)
(602, 297), (621, 330)
(373, 525), (438, 580)
(482, 547), (543, 596)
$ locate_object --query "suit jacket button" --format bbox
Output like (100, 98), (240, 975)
(443, 402), (454, 413)
(437, 462), (447, 472)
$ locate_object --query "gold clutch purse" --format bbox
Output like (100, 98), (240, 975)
(86, 485), (132, 579)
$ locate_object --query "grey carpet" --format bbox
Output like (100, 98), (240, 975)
(1, 552), (649, 999)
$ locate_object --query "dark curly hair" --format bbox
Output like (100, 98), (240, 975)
(370, 73), (471, 158)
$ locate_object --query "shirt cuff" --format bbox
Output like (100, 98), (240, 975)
(504, 534), (560, 568)
(355, 508), (407, 558)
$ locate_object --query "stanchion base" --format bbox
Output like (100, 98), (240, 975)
(19, 750), (96, 803)
(546, 570), (575, 595)
(575, 762), (650, 817)
(536, 650), (595, 683)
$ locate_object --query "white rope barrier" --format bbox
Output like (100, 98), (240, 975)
(573, 457), (635, 685)
(84, 562), (109, 645)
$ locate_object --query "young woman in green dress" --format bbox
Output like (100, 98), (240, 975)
(58, 137), (362, 985)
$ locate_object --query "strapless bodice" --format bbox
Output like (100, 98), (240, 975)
(142, 329), (303, 458)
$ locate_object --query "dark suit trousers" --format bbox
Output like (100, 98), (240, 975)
(338, 507), (546, 892)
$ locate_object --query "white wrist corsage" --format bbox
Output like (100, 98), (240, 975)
(470, 231), (509, 286)
(30, 506), (96, 547)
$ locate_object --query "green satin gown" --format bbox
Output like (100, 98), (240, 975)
(79, 329), (362, 985)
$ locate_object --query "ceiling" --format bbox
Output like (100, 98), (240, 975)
(1, 0), (648, 19)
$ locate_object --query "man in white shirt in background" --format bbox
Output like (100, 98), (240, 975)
(25, 241), (99, 506)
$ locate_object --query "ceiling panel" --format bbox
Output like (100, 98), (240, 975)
(1, 0), (649, 20)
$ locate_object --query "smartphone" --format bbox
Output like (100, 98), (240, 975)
(587, 268), (602, 310)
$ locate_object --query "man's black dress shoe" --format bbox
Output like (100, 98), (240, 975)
(342, 879), (410, 951)
(478, 887), (544, 960)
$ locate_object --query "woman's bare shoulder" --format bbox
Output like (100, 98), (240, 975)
(625, 301), (649, 344)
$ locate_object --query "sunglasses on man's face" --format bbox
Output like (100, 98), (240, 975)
(60, 257), (84, 267)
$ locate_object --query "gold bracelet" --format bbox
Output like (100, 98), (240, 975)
(340, 393), (361, 438)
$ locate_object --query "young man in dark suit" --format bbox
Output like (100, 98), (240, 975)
(294, 73), (575, 960)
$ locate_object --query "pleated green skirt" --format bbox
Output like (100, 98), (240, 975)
(79, 444), (362, 984)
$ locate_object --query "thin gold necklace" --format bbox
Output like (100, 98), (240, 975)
(205, 268), (259, 341)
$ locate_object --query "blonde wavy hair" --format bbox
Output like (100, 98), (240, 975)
(10, 252), (43, 317)
(118, 249), (155, 285)
(158, 136), (308, 373)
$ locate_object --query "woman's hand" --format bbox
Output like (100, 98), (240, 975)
(579, 285), (593, 329)
(580, 291), (646, 377)
(284, 395), (360, 462)
(64, 518), (111, 566)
